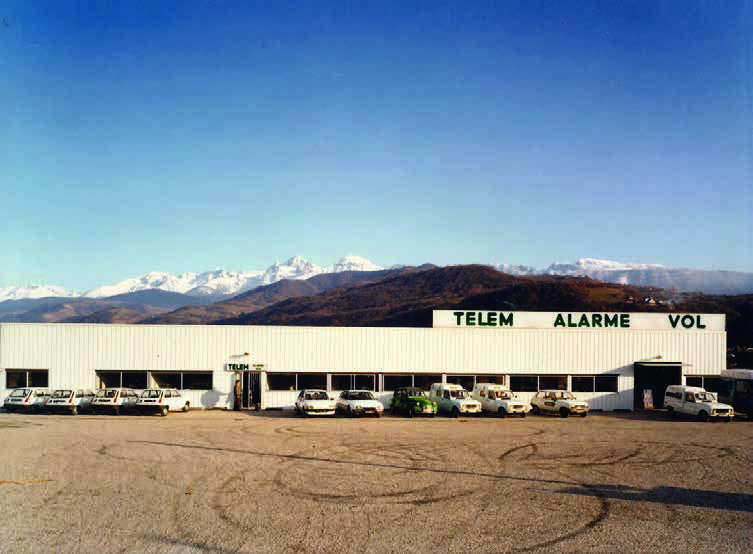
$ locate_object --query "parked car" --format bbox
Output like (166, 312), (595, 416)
(47, 389), (95, 415)
(336, 390), (384, 417)
(295, 390), (336, 416)
(3, 388), (52, 413)
(664, 385), (734, 422)
(138, 389), (191, 416)
(531, 390), (589, 418)
(428, 383), (482, 417)
(389, 387), (437, 417)
(91, 388), (140, 415)
(472, 383), (530, 418)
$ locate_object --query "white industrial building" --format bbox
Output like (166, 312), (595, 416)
(0, 311), (726, 411)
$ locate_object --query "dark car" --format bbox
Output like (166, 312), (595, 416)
(390, 387), (437, 417)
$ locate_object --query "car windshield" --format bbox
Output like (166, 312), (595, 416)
(695, 392), (714, 402)
(493, 390), (512, 399)
(52, 390), (72, 398)
(408, 390), (426, 397)
(141, 390), (162, 399)
(350, 391), (375, 400)
(556, 392), (575, 400)
(450, 390), (468, 399)
(96, 390), (118, 398)
(305, 391), (328, 400)
(10, 389), (30, 397)
(34, 391), (50, 397)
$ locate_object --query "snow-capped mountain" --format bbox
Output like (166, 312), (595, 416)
(495, 258), (753, 295)
(0, 285), (80, 301)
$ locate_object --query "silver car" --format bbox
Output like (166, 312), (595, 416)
(91, 388), (140, 415)
(3, 388), (52, 413)
(47, 389), (95, 415)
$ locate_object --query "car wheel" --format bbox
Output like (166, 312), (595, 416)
(725, 416), (733, 423)
(498, 407), (507, 419)
(408, 407), (414, 418)
(347, 406), (354, 417)
(697, 410), (710, 422)
(580, 412), (587, 418)
(520, 412), (526, 418)
(451, 407), (460, 418)
(160, 406), (169, 417)
(70, 406), (78, 416)
(114, 407), (120, 416)
(183, 402), (190, 413)
(667, 406), (674, 417)
(559, 407), (570, 418)
(531, 405), (540, 415)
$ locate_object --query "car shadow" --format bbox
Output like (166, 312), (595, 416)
(558, 483), (753, 513)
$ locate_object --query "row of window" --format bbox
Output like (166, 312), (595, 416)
(684, 376), (721, 393)
(5, 370), (49, 389)
(96, 371), (213, 390)
(265, 373), (617, 393)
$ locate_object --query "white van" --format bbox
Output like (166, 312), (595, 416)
(664, 385), (734, 422)
(137, 389), (191, 416)
(471, 383), (530, 418)
(428, 383), (481, 417)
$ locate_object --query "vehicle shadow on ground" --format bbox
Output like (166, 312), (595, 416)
(559, 484), (753, 513)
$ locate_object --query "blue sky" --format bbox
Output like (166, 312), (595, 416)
(1, 1), (751, 289)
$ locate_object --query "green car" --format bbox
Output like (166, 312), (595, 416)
(390, 387), (437, 417)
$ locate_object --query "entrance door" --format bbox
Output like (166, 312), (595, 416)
(241, 372), (261, 410)
(633, 363), (682, 409)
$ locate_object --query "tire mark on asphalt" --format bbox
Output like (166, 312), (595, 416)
(0, 479), (53, 486)
(498, 442), (539, 461)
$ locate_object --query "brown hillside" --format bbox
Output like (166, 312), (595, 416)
(139, 266), (426, 325)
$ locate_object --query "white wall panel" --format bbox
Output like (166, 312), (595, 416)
(0, 323), (726, 411)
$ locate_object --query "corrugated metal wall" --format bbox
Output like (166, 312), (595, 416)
(0, 323), (726, 410)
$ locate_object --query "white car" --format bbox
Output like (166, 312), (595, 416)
(3, 388), (52, 413)
(47, 389), (95, 415)
(531, 390), (589, 418)
(472, 383), (530, 418)
(295, 389), (336, 416)
(664, 385), (733, 422)
(429, 383), (482, 417)
(336, 390), (384, 417)
(91, 388), (140, 415)
(138, 389), (191, 416)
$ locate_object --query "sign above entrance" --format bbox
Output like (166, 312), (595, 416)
(432, 311), (725, 331)
(224, 362), (266, 372)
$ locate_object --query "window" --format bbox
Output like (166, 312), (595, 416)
(182, 372), (213, 390)
(5, 370), (27, 389)
(97, 371), (121, 388)
(5, 369), (48, 389)
(413, 374), (442, 391)
(475, 375), (506, 385)
(29, 371), (49, 387)
(266, 373), (296, 391)
(297, 373), (327, 390)
(510, 376), (538, 392)
(538, 376), (567, 391)
(479, 389), (486, 397)
(736, 380), (750, 394)
(446, 375), (475, 391)
(152, 373), (181, 389)
(164, 390), (172, 398)
(685, 393), (695, 402)
(595, 376), (618, 393)
(685, 376), (703, 387)
(330, 374), (352, 391)
(703, 377), (721, 393)
(383, 374), (413, 391)
(354, 374), (375, 391)
(572, 377), (594, 392)
(443, 390), (451, 399)
(122, 372), (148, 390)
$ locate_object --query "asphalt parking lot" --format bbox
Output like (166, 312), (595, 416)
(1, 410), (752, 553)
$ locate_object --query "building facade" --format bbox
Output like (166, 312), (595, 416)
(0, 311), (726, 411)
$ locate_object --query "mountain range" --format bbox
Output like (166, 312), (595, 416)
(3, 256), (752, 303)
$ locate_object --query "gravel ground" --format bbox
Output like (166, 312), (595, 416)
(0, 410), (752, 553)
